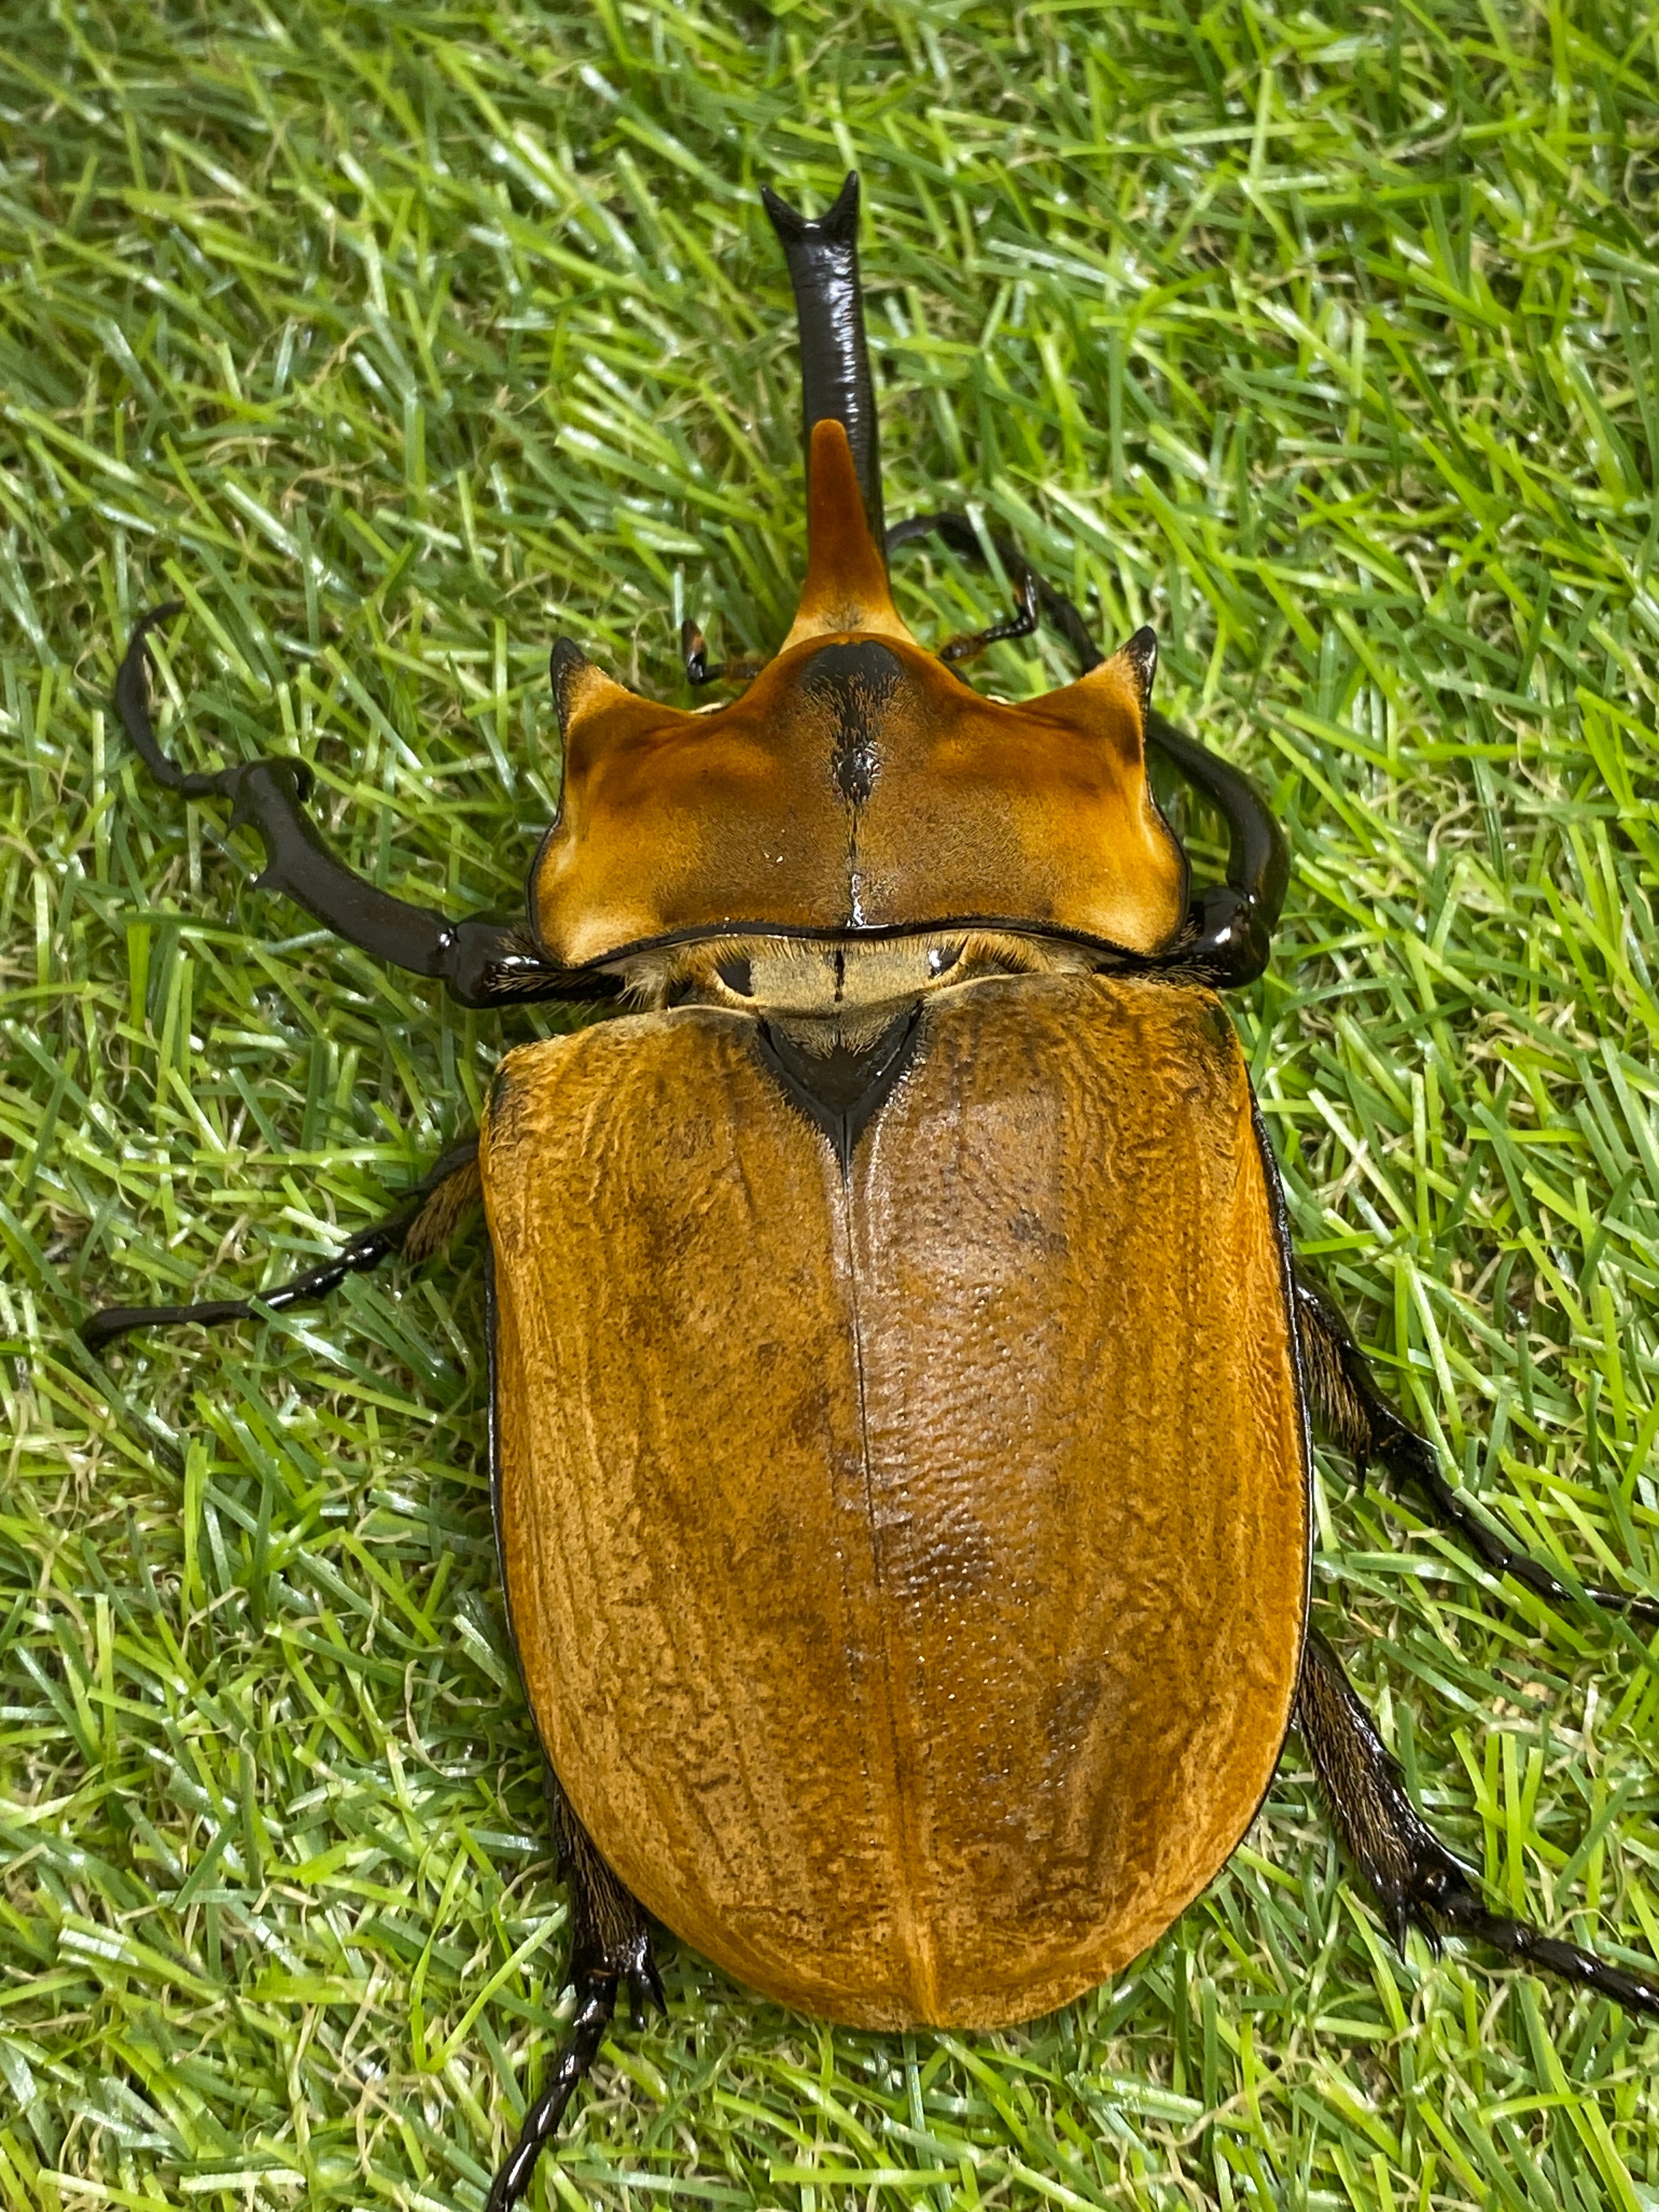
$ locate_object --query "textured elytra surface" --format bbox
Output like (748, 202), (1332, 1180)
(5, 2), (1659, 2209)
(484, 976), (1307, 2033)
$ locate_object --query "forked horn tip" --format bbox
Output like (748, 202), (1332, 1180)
(761, 170), (860, 247)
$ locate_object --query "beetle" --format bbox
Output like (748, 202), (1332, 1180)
(84, 174), (1659, 2211)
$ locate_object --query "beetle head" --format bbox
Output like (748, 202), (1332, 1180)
(529, 182), (1187, 984)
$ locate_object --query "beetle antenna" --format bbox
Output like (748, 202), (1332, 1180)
(762, 171), (885, 554)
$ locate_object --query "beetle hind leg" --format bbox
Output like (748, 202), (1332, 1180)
(1299, 1630), (1659, 2016)
(486, 1771), (662, 2212)
(485, 1977), (614, 2212)
(1294, 1271), (1659, 1624)
(547, 1766), (665, 2022)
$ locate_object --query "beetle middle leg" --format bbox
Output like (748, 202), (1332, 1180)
(80, 1136), (482, 1349)
(1294, 1271), (1659, 1624)
(1298, 1628), (1659, 2016)
(486, 1768), (663, 2212)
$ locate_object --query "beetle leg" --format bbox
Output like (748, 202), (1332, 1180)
(79, 1138), (481, 1350)
(546, 1766), (666, 2024)
(115, 607), (606, 1008)
(680, 618), (766, 689)
(884, 515), (1289, 984)
(1142, 706), (1288, 986)
(1294, 1271), (1659, 1624)
(484, 1771), (661, 2212)
(1298, 1628), (1659, 2015)
(485, 1976), (614, 2212)
(887, 511), (1101, 670)
(938, 564), (1041, 667)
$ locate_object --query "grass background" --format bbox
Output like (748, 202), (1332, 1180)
(3, 0), (1659, 2205)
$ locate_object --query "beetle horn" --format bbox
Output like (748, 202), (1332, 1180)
(775, 419), (910, 654)
(1114, 626), (1158, 713)
(549, 635), (696, 748)
(764, 179), (909, 655)
(762, 172), (885, 552)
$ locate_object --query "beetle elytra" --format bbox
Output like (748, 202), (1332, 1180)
(87, 174), (1659, 2211)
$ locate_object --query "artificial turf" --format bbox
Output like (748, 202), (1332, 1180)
(4, 1), (1659, 2206)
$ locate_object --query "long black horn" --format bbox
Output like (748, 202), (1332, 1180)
(761, 172), (884, 552)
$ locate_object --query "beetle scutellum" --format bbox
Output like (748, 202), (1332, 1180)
(84, 176), (1659, 2210)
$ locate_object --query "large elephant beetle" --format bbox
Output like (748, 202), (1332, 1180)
(84, 174), (1659, 2210)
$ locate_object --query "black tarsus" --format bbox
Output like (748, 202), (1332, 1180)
(680, 617), (766, 689)
(1299, 1629), (1659, 2016)
(114, 607), (607, 1008)
(885, 514), (1289, 986)
(762, 172), (884, 551)
(484, 1977), (615, 2212)
(115, 602), (222, 795)
(80, 1138), (481, 1351)
(485, 1772), (663, 2212)
(886, 512), (1101, 672)
(1294, 1271), (1659, 1624)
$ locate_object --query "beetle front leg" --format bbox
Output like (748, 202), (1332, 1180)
(116, 607), (597, 1008)
(1294, 1272), (1659, 1624)
(80, 1137), (481, 1348)
(486, 1770), (663, 2212)
(1298, 1629), (1659, 2016)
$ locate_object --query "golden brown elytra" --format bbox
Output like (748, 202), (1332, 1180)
(484, 974), (1307, 2030)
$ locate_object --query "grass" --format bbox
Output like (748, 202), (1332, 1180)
(3, 0), (1659, 2205)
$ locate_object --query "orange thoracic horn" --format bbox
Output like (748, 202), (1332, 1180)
(777, 420), (912, 654)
